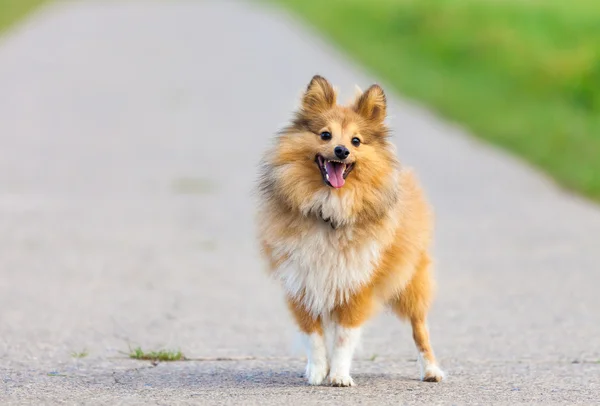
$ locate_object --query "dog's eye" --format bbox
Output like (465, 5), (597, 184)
(320, 131), (332, 141)
(351, 137), (361, 147)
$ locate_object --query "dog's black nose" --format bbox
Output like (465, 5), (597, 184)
(334, 145), (350, 159)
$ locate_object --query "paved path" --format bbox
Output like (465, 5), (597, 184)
(1, 1), (599, 404)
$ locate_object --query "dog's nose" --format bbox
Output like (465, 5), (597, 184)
(334, 145), (350, 160)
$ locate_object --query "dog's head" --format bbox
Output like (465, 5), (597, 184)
(260, 75), (399, 223)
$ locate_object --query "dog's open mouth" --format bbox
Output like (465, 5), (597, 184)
(315, 154), (355, 189)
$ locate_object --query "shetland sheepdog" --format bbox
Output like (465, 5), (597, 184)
(257, 75), (444, 386)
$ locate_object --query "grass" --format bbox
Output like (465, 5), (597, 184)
(128, 346), (185, 362)
(172, 177), (217, 195)
(71, 349), (89, 359)
(273, 0), (600, 200)
(0, 0), (48, 34)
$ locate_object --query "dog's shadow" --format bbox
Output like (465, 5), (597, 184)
(108, 361), (420, 390)
(192, 365), (418, 389)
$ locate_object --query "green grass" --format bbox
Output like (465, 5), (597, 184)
(46, 371), (67, 377)
(71, 349), (89, 359)
(172, 177), (217, 195)
(0, 0), (48, 34)
(274, 0), (600, 199)
(128, 347), (185, 362)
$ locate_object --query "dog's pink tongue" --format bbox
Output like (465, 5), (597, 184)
(326, 161), (345, 188)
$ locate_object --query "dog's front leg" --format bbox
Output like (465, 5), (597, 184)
(287, 297), (328, 385)
(327, 291), (373, 387)
(327, 323), (361, 387)
(303, 331), (329, 385)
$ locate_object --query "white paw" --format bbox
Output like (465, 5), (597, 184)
(329, 374), (355, 387)
(305, 362), (328, 385)
(422, 365), (445, 382)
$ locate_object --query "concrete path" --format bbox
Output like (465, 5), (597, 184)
(1, 1), (599, 404)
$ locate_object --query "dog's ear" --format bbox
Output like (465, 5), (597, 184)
(301, 75), (336, 114)
(352, 84), (386, 123)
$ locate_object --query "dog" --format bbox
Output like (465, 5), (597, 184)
(257, 75), (444, 386)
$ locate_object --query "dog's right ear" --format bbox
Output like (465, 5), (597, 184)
(301, 75), (336, 115)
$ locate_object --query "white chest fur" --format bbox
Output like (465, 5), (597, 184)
(272, 222), (383, 317)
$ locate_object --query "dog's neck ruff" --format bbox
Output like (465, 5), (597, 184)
(273, 188), (401, 317)
(263, 165), (403, 317)
(272, 225), (383, 317)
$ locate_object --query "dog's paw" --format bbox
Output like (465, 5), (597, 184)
(329, 374), (355, 387)
(305, 362), (328, 385)
(422, 365), (445, 382)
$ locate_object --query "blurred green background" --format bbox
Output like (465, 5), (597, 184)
(275, 0), (600, 200)
(0, 0), (47, 33)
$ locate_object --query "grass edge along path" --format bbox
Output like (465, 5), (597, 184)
(0, 0), (49, 35)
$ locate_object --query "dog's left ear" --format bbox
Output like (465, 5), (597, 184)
(352, 84), (386, 123)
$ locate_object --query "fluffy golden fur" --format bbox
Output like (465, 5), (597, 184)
(257, 75), (444, 386)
